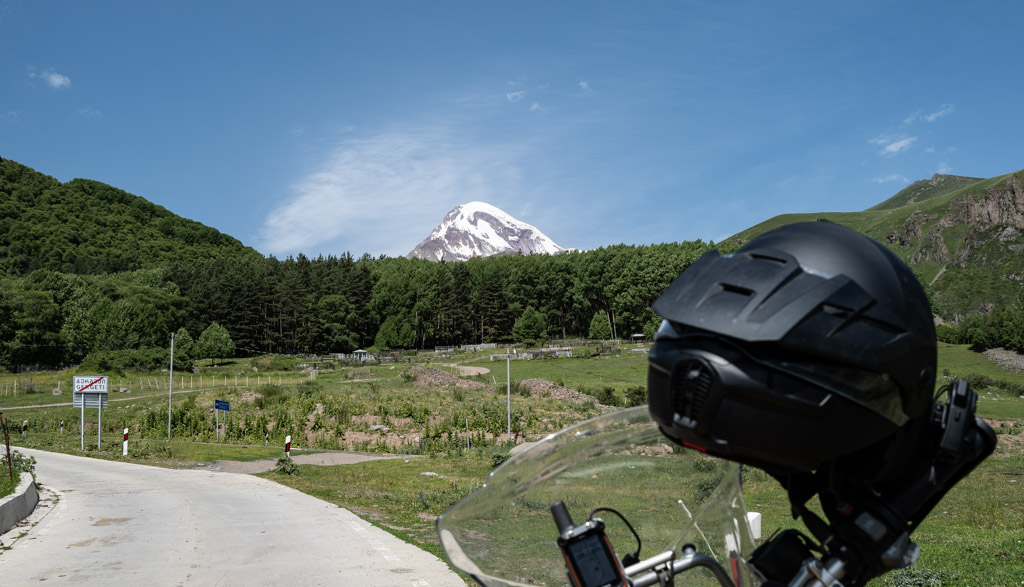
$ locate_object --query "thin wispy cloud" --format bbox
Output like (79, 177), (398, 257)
(530, 102), (543, 112)
(30, 68), (71, 89)
(870, 134), (917, 156)
(579, 81), (590, 91)
(75, 106), (101, 118)
(883, 136), (916, 155)
(258, 131), (525, 257)
(924, 104), (954, 122)
(0, 111), (20, 125)
(873, 173), (909, 184)
(903, 104), (954, 124)
(937, 161), (953, 174)
(506, 91), (525, 102)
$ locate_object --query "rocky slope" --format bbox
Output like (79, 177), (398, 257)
(407, 201), (564, 262)
(728, 168), (1024, 322)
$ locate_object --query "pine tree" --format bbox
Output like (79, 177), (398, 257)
(588, 311), (612, 340)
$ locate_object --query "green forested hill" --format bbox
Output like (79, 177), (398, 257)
(725, 169), (1024, 324)
(0, 158), (260, 275)
(3, 156), (1023, 372)
(1, 158), (722, 370)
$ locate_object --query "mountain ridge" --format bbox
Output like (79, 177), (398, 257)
(725, 168), (1024, 321)
(406, 201), (565, 262)
(868, 173), (983, 211)
(0, 158), (259, 275)
(5, 156), (1023, 325)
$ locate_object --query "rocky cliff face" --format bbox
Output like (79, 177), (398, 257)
(887, 174), (1024, 266)
(943, 175), (1024, 229)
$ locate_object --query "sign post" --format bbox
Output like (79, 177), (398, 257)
(73, 376), (109, 451)
(122, 428), (129, 456)
(285, 435), (291, 458)
(214, 400), (229, 440)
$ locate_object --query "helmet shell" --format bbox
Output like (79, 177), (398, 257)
(648, 222), (936, 473)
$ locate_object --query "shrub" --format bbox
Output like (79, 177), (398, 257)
(296, 380), (322, 399)
(254, 384), (285, 408)
(944, 372), (1024, 399)
(623, 385), (647, 407)
(1, 450), (36, 477)
(693, 457), (719, 473)
(274, 456), (300, 476)
(490, 452), (510, 468)
(693, 471), (724, 505)
(0, 450), (37, 497)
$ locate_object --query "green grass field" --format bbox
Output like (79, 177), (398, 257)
(3, 342), (1022, 584)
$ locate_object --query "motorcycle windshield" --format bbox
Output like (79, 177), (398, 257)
(436, 406), (760, 586)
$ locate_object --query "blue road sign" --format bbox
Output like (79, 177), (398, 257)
(215, 400), (230, 411)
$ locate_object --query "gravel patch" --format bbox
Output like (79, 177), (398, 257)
(519, 378), (616, 412)
(984, 348), (1024, 373)
(408, 366), (490, 390)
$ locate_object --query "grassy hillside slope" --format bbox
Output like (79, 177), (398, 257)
(0, 158), (260, 276)
(725, 169), (1024, 320)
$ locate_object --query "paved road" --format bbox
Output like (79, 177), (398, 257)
(0, 448), (464, 586)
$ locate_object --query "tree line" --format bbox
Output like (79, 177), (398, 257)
(936, 303), (1024, 354)
(0, 157), (727, 371)
(0, 241), (721, 371)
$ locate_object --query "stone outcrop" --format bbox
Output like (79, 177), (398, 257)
(941, 175), (1024, 229)
(888, 174), (1024, 266)
(887, 211), (949, 263)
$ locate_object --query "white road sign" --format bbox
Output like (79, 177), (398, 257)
(74, 376), (109, 393)
(73, 376), (109, 408)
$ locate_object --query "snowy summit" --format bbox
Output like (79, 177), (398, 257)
(407, 202), (564, 262)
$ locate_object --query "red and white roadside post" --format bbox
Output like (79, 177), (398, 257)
(285, 435), (291, 458)
(122, 428), (129, 456)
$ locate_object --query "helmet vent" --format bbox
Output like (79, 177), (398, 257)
(749, 253), (787, 266)
(672, 360), (712, 426)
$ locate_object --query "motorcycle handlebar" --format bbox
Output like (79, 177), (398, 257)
(628, 545), (736, 587)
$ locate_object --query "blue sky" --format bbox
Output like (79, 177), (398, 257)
(2, 1), (1023, 259)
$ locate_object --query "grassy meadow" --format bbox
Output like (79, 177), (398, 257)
(2, 341), (1022, 584)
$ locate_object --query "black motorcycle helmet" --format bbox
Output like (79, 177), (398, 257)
(647, 221), (936, 479)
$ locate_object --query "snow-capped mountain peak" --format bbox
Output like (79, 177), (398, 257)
(407, 202), (564, 261)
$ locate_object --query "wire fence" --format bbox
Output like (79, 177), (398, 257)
(0, 372), (317, 397)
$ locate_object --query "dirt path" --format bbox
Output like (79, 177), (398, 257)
(436, 363), (491, 376)
(0, 387), (212, 411)
(205, 450), (415, 474)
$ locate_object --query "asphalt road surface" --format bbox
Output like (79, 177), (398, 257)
(0, 448), (465, 586)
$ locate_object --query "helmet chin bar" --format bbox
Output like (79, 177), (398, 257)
(749, 380), (996, 586)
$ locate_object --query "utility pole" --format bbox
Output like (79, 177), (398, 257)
(506, 347), (511, 443)
(168, 332), (175, 439)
